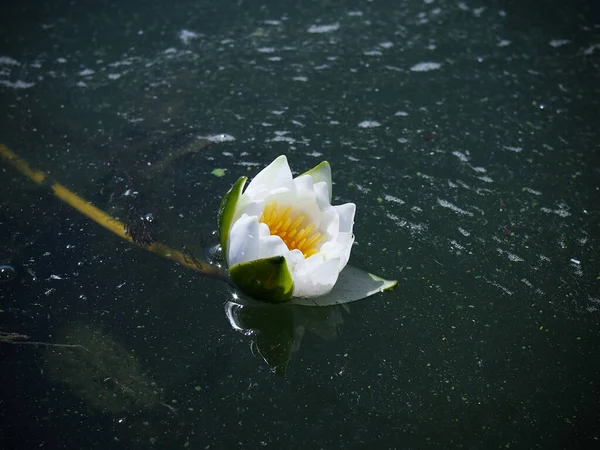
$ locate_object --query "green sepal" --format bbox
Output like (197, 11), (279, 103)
(229, 256), (294, 303)
(302, 160), (332, 202)
(217, 176), (247, 259)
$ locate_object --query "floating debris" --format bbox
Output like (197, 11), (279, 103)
(410, 62), (441, 72)
(307, 23), (340, 33)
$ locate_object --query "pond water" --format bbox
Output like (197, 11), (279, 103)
(1, 0), (599, 448)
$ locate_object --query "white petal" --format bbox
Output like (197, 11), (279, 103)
(227, 214), (261, 266)
(313, 181), (330, 208)
(244, 155), (293, 197)
(292, 256), (341, 297)
(292, 174), (314, 196)
(334, 203), (356, 233)
(337, 232), (355, 269)
(302, 160), (332, 201)
(257, 234), (289, 260)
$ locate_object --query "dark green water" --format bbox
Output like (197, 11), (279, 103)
(1, 0), (599, 448)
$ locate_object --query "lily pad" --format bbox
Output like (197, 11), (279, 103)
(289, 265), (397, 307)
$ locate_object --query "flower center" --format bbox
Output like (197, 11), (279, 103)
(260, 200), (324, 258)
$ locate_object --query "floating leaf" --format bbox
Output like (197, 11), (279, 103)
(289, 265), (397, 307)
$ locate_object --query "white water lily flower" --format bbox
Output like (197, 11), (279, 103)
(218, 155), (355, 302)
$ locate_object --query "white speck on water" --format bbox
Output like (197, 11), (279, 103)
(179, 29), (201, 44)
(271, 110), (285, 115)
(358, 120), (381, 128)
(394, 111), (409, 116)
(385, 65), (404, 72)
(79, 68), (94, 76)
(571, 260), (583, 276)
(521, 278), (533, 287)
(293, 76), (308, 82)
(477, 175), (494, 183)
(257, 47), (276, 53)
(472, 7), (485, 17)
(523, 187), (542, 196)
(452, 151), (469, 162)
(410, 62), (441, 72)
(549, 39), (570, 48)
(306, 151), (323, 157)
(583, 43), (600, 55)
(449, 239), (465, 250)
(347, 155), (359, 162)
(347, 10), (363, 16)
(307, 23), (339, 33)
(458, 2), (469, 11)
(264, 20), (282, 25)
(397, 137), (409, 143)
(203, 133), (235, 143)
(164, 47), (177, 54)
(108, 60), (133, 68)
(270, 135), (296, 143)
(354, 183), (371, 193)
(458, 227), (471, 237)
(507, 251), (524, 262)
(437, 199), (474, 216)
(56, 57), (67, 64)
(364, 50), (383, 56)
(76, 81), (87, 87)
(503, 145), (522, 152)
(0, 56), (20, 66)
(267, 56), (282, 62)
(470, 166), (487, 173)
(0, 79), (36, 89)
(484, 278), (514, 296)
(108, 73), (121, 80)
(384, 194), (405, 205)
(497, 40), (511, 47)
(379, 41), (394, 49)
(540, 206), (570, 217)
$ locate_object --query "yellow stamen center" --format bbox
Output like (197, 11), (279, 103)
(259, 200), (324, 258)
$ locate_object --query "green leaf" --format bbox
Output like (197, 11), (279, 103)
(217, 176), (247, 258)
(288, 265), (397, 307)
(302, 160), (332, 202)
(229, 256), (294, 303)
